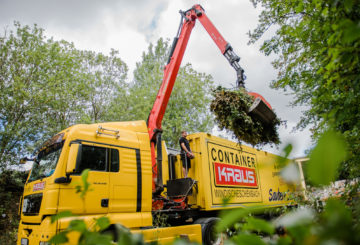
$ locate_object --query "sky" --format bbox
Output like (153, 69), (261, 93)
(0, 0), (313, 158)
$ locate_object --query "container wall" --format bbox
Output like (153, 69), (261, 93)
(187, 133), (298, 211)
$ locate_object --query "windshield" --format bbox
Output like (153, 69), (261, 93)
(28, 134), (64, 182)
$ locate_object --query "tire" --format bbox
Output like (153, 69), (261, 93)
(195, 217), (223, 245)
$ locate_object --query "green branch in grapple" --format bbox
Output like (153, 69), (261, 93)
(210, 86), (281, 146)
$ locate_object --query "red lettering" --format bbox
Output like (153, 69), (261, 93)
(214, 162), (257, 187)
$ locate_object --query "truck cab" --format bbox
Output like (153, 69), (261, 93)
(17, 121), (201, 245)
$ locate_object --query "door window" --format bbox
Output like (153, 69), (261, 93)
(110, 149), (119, 172)
(77, 145), (119, 173)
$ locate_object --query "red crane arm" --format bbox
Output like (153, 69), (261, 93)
(147, 13), (196, 142)
(148, 4), (246, 193)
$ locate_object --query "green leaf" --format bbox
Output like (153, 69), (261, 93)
(49, 231), (69, 244)
(81, 168), (90, 184)
(342, 20), (360, 43)
(79, 169), (91, 198)
(232, 233), (266, 245)
(344, 0), (354, 12)
(307, 130), (347, 185)
(243, 216), (275, 235)
(96, 216), (110, 231)
(277, 143), (293, 169)
(216, 208), (251, 232)
(117, 232), (133, 245)
(83, 232), (113, 245)
(68, 219), (87, 232)
(283, 144), (293, 158)
(276, 236), (292, 245)
(323, 199), (352, 227)
(51, 211), (74, 223)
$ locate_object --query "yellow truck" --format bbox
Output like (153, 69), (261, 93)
(17, 5), (299, 245)
(17, 122), (297, 245)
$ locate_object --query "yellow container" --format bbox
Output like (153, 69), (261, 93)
(162, 133), (298, 211)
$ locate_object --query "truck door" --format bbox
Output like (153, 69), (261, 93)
(58, 143), (113, 214)
(109, 147), (139, 213)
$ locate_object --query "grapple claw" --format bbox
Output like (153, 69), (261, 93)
(248, 92), (276, 124)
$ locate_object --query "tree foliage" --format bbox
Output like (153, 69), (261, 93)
(0, 22), (85, 166)
(0, 22), (129, 168)
(127, 38), (215, 147)
(79, 49), (128, 123)
(249, 0), (360, 178)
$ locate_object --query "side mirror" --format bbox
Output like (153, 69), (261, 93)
(66, 143), (81, 174)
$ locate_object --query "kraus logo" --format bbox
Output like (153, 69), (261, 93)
(214, 162), (258, 187)
(33, 181), (45, 192)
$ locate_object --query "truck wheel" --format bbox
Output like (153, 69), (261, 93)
(195, 217), (223, 245)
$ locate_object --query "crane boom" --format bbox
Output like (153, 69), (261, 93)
(147, 4), (263, 194)
(148, 5), (245, 141)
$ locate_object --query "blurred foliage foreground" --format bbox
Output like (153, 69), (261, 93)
(42, 130), (360, 244)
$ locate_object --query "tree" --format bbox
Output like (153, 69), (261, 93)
(0, 22), (129, 168)
(38, 39), (89, 135)
(79, 49), (129, 123)
(127, 38), (215, 147)
(249, 0), (360, 178)
(0, 22), (86, 166)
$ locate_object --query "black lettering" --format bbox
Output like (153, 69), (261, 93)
(268, 188), (290, 202)
(211, 148), (217, 161)
(230, 152), (234, 164)
(218, 150), (224, 162)
(224, 151), (230, 163)
(235, 154), (240, 165)
(273, 191), (277, 200)
(251, 157), (255, 167)
(242, 156), (247, 166)
(247, 156), (251, 166)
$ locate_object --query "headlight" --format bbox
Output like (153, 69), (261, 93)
(39, 242), (50, 245)
(20, 238), (28, 245)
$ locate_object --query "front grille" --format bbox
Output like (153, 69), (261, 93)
(22, 193), (43, 216)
